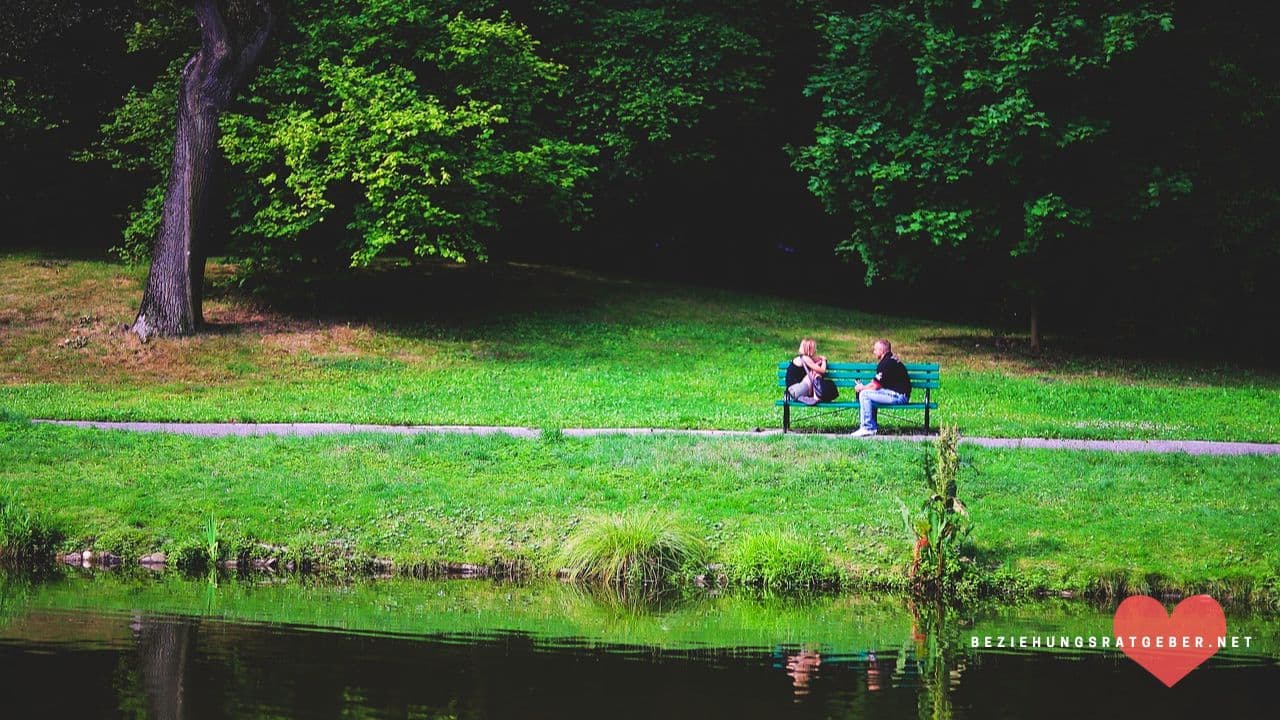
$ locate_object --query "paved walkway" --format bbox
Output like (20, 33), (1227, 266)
(34, 420), (1280, 456)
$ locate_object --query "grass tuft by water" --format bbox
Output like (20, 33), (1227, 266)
(0, 499), (62, 565)
(558, 514), (707, 587)
(724, 532), (841, 589)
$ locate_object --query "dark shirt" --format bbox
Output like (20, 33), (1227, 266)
(785, 357), (809, 387)
(874, 354), (911, 397)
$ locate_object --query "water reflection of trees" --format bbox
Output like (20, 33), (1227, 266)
(127, 614), (196, 720)
(97, 579), (976, 718)
(551, 581), (974, 717)
(556, 579), (688, 614)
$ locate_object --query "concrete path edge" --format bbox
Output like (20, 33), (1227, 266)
(30, 420), (1280, 456)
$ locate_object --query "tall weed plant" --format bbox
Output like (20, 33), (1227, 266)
(204, 512), (220, 565)
(898, 426), (974, 596)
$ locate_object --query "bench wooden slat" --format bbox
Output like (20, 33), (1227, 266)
(773, 400), (938, 409)
(773, 366), (947, 371)
(768, 376), (942, 386)
(776, 362), (939, 370)
(775, 367), (938, 371)
(776, 372), (940, 379)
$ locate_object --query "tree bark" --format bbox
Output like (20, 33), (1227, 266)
(131, 0), (275, 341)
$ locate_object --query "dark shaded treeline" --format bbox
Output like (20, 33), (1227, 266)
(2, 1), (1276, 361)
(0, 2), (154, 251)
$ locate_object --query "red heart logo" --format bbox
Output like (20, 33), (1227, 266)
(1112, 594), (1226, 687)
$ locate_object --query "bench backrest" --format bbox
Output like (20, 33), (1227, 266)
(776, 361), (940, 390)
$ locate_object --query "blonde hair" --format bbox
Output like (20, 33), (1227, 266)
(798, 338), (817, 357)
(874, 338), (892, 354)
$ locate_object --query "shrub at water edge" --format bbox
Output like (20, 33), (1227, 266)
(0, 498), (63, 565)
(558, 514), (707, 587)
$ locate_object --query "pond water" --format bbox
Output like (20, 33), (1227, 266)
(1, 570), (1275, 718)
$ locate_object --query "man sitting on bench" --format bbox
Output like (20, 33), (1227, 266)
(851, 338), (912, 438)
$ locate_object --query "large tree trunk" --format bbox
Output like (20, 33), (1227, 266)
(131, 0), (275, 341)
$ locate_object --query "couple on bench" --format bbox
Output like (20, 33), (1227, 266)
(786, 337), (912, 437)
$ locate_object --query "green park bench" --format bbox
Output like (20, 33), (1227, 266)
(775, 361), (940, 433)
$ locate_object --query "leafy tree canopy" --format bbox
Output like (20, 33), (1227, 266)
(533, 0), (770, 183)
(793, 0), (1174, 290)
(89, 0), (597, 273)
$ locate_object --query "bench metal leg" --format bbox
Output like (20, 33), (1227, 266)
(924, 389), (931, 432)
(783, 398), (790, 433)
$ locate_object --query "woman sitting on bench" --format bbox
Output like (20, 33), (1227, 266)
(786, 338), (828, 405)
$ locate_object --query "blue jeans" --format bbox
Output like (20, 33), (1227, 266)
(859, 388), (907, 431)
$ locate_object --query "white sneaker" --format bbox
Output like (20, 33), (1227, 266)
(850, 427), (877, 438)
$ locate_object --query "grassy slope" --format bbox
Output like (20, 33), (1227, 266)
(3, 421), (1277, 600)
(1, 253), (1278, 441)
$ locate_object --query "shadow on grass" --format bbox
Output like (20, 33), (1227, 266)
(198, 257), (1280, 384)
(926, 333), (1280, 387)
(206, 258), (804, 354)
(234, 261), (615, 322)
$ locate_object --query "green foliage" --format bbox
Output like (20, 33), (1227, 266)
(172, 542), (213, 572)
(80, 1), (794, 276)
(898, 426), (974, 596)
(558, 513), (707, 587)
(724, 532), (840, 589)
(0, 498), (62, 565)
(793, 1), (1173, 292)
(224, 5), (596, 272)
(539, 1), (769, 181)
(90, 1), (597, 274)
(0, 77), (40, 136)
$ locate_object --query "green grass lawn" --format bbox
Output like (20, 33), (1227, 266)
(3, 420), (1277, 603)
(2, 252), (1278, 441)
